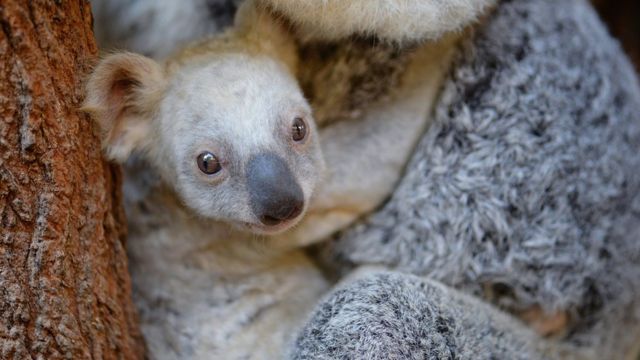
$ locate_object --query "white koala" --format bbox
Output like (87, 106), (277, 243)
(85, 1), (462, 359)
(86, 7), (324, 358)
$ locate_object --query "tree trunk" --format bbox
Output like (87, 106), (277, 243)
(0, 1), (145, 359)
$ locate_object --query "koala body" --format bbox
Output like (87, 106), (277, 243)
(86, 7), (328, 357)
(86, 2), (457, 358)
(125, 189), (328, 359)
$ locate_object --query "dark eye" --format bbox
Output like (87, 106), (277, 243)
(197, 152), (222, 174)
(291, 117), (307, 142)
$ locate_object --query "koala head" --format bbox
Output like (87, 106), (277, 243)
(84, 46), (323, 234)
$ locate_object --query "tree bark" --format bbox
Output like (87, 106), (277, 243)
(0, 1), (145, 359)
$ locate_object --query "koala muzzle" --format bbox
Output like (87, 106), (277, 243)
(247, 153), (304, 226)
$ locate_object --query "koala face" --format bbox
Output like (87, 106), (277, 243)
(154, 56), (323, 233)
(84, 52), (324, 235)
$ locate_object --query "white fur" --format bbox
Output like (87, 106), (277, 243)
(91, 0), (495, 57)
(89, 48), (327, 358)
(259, 0), (497, 43)
(127, 206), (330, 359)
(158, 55), (320, 226)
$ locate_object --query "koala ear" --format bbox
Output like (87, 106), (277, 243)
(83, 52), (165, 162)
(235, 0), (298, 72)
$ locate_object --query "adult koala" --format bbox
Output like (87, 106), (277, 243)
(92, 0), (640, 359)
(301, 1), (640, 359)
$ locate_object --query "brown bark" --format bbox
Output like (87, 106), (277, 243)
(0, 1), (145, 359)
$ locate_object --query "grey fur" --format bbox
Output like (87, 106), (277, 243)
(92, 0), (242, 58)
(292, 271), (566, 360)
(315, 0), (640, 358)
(90, 0), (640, 358)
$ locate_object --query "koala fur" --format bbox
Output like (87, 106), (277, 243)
(92, 0), (244, 59)
(263, 0), (498, 125)
(86, 9), (327, 356)
(258, 0), (497, 44)
(292, 268), (582, 360)
(87, 1), (458, 358)
(311, 0), (640, 358)
(90, 0), (640, 359)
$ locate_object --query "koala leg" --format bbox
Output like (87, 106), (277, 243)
(290, 270), (584, 360)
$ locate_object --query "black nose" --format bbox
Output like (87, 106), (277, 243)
(246, 153), (304, 226)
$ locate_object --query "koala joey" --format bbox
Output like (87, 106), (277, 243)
(84, 1), (460, 358)
(86, 6), (323, 358)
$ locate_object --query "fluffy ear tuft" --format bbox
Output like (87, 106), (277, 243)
(83, 52), (165, 162)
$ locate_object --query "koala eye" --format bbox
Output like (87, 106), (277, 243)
(197, 152), (222, 175)
(291, 117), (307, 142)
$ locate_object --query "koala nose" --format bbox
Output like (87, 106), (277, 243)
(247, 153), (304, 226)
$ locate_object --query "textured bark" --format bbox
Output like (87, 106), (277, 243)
(0, 1), (145, 359)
